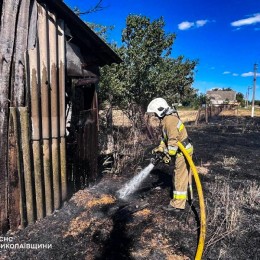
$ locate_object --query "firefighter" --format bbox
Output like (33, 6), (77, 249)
(147, 98), (193, 211)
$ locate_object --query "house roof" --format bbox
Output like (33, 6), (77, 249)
(206, 90), (236, 101)
(40, 0), (122, 66)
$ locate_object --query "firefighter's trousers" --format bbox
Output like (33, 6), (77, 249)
(170, 152), (193, 209)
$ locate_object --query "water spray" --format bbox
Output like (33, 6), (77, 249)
(117, 143), (206, 258)
(117, 163), (155, 200)
(117, 152), (167, 200)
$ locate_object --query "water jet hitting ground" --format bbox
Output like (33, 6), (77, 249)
(117, 163), (155, 200)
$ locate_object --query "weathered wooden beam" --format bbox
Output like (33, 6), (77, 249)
(28, 44), (45, 220)
(12, 0), (30, 106)
(205, 103), (208, 124)
(58, 19), (67, 202)
(19, 107), (35, 224)
(0, 2), (3, 25)
(26, 0), (45, 221)
(195, 108), (201, 126)
(38, 3), (53, 216)
(8, 108), (22, 231)
(82, 109), (98, 183)
(0, 0), (21, 234)
(49, 10), (61, 210)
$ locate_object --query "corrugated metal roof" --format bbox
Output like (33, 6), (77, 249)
(39, 0), (122, 66)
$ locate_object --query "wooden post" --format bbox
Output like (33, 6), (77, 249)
(29, 45), (44, 220)
(9, 108), (27, 228)
(19, 107), (35, 224)
(0, 0), (21, 234)
(38, 3), (53, 215)
(49, 11), (61, 210)
(205, 103), (208, 124)
(8, 108), (23, 230)
(82, 109), (98, 183)
(12, 0), (30, 106)
(58, 19), (67, 202)
(195, 108), (201, 126)
(105, 95), (114, 154)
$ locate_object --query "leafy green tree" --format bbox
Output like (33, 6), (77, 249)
(254, 100), (260, 106)
(99, 15), (198, 126)
(157, 56), (197, 106)
(86, 22), (115, 42)
(236, 92), (245, 107)
(120, 16), (175, 111)
(191, 93), (208, 109)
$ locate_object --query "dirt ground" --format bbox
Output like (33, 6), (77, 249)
(0, 112), (260, 260)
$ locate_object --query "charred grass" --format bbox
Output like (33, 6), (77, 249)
(0, 114), (260, 259)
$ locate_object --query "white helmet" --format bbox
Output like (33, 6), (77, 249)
(147, 98), (170, 118)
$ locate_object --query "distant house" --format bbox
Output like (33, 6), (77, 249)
(206, 90), (237, 106)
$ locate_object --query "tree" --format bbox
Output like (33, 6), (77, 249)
(73, 0), (105, 16)
(120, 16), (175, 110)
(99, 15), (198, 126)
(86, 22), (114, 42)
(254, 100), (260, 106)
(236, 92), (245, 107)
(156, 56), (197, 106)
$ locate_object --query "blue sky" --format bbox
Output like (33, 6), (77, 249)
(64, 0), (260, 99)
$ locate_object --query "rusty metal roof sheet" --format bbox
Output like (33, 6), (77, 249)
(39, 0), (122, 66)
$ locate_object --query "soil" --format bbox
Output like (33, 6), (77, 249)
(0, 115), (259, 260)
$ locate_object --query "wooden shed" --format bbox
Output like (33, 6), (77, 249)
(0, 0), (121, 234)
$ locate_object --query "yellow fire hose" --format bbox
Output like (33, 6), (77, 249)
(177, 141), (206, 260)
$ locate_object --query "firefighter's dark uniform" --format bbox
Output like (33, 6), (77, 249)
(158, 113), (193, 209)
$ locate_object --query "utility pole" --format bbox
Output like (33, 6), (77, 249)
(251, 63), (258, 117)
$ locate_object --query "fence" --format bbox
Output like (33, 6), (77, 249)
(195, 104), (239, 125)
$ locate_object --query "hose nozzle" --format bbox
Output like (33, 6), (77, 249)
(150, 152), (166, 166)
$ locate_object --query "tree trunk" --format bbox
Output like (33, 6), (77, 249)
(105, 94), (114, 154)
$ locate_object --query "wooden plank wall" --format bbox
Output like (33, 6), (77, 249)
(0, 0), (101, 235)
(0, 0), (67, 233)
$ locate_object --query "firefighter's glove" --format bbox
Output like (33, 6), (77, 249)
(152, 146), (164, 154)
(162, 153), (171, 164)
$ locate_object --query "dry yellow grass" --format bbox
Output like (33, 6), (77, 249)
(64, 212), (93, 237)
(70, 191), (116, 209)
(111, 109), (198, 127)
(86, 194), (116, 208)
(106, 108), (260, 129)
(220, 108), (260, 117)
(112, 110), (131, 126)
(133, 208), (151, 217)
(147, 110), (198, 128)
(196, 166), (209, 175)
(178, 110), (198, 122)
(70, 190), (92, 208)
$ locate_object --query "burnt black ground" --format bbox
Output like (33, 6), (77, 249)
(0, 116), (259, 260)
